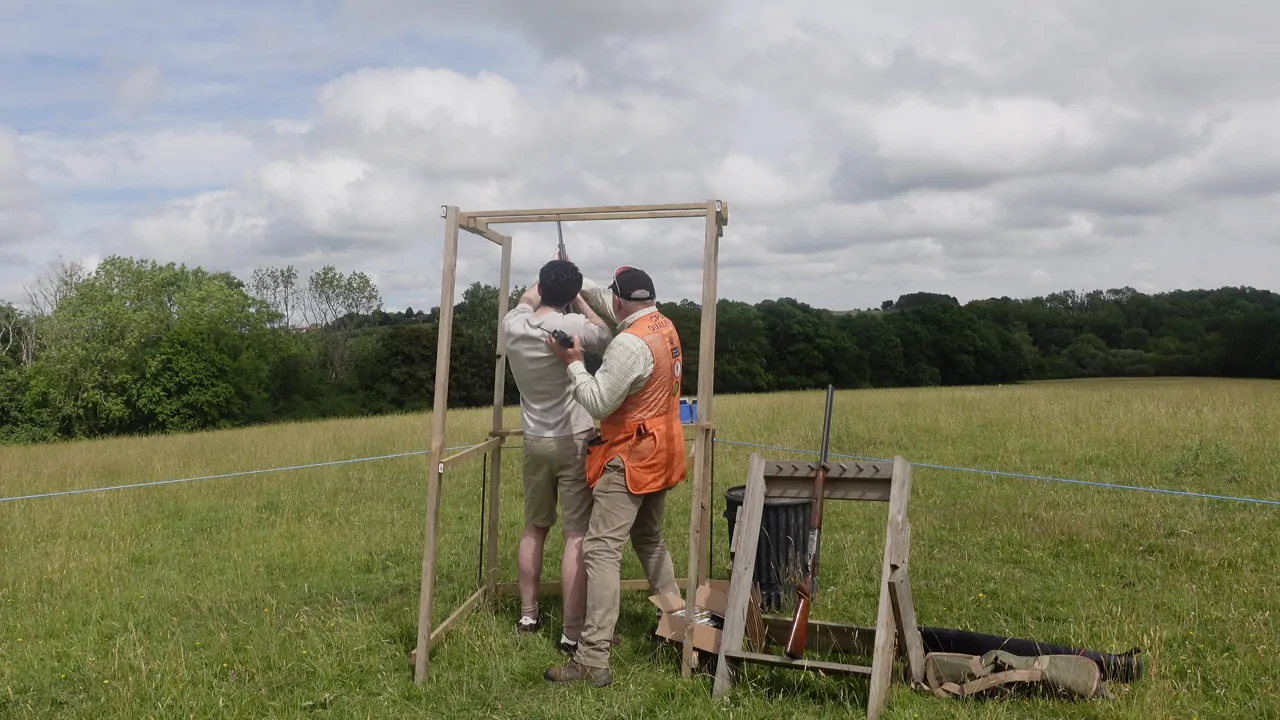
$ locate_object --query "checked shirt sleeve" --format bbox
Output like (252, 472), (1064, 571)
(566, 333), (652, 419)
(579, 277), (618, 326)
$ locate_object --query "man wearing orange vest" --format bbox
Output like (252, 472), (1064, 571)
(542, 265), (686, 687)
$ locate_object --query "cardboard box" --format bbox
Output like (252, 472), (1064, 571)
(650, 579), (764, 655)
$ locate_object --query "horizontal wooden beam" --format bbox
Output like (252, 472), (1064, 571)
(459, 221), (507, 246)
(496, 578), (689, 596)
(496, 425), (698, 439)
(763, 459), (895, 481)
(478, 209), (710, 224)
(762, 458), (894, 501)
(441, 437), (503, 469)
(766, 477), (891, 502)
(460, 203), (712, 220)
(722, 650), (873, 677)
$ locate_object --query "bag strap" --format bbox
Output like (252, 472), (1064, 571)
(957, 668), (1047, 696)
(925, 654), (979, 699)
(934, 682), (964, 699)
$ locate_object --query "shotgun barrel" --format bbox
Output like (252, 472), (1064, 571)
(555, 221), (572, 313)
(783, 384), (836, 659)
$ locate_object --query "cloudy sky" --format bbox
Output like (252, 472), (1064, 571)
(2, 0), (1279, 313)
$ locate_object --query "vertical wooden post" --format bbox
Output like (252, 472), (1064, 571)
(414, 206), (461, 684)
(713, 453), (767, 698)
(867, 455), (915, 718)
(682, 199), (722, 678)
(699, 425), (715, 580)
(486, 234), (512, 594)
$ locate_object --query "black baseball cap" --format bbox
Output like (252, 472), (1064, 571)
(609, 266), (656, 301)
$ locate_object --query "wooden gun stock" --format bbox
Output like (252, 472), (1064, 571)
(784, 591), (812, 658)
(783, 384), (836, 660)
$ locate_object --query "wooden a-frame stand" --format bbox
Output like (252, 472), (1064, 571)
(412, 202), (728, 684)
(712, 453), (926, 720)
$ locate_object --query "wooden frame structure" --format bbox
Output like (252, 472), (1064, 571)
(712, 453), (925, 720)
(413, 201), (729, 683)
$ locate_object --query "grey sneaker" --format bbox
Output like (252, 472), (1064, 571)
(517, 614), (542, 634)
(544, 660), (612, 687)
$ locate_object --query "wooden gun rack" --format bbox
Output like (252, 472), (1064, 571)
(712, 453), (925, 720)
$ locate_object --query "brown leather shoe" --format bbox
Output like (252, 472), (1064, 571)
(544, 661), (612, 687)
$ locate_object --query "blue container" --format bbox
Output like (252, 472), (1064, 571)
(679, 398), (698, 424)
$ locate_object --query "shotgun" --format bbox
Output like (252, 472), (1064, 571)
(784, 384), (836, 660)
(556, 221), (572, 314)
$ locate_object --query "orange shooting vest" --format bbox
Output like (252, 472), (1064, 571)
(585, 310), (687, 494)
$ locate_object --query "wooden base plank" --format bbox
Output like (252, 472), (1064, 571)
(723, 650), (873, 677)
(409, 585), (488, 667)
(761, 617), (878, 659)
(494, 578), (688, 596)
(430, 586), (486, 648)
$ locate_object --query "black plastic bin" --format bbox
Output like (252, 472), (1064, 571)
(723, 485), (812, 613)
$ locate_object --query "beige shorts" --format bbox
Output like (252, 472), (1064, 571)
(522, 430), (595, 533)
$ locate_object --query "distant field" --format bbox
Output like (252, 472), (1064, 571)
(2, 377), (1278, 719)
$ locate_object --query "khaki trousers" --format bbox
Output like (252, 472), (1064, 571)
(575, 457), (679, 669)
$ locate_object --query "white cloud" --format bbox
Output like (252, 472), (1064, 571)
(706, 153), (831, 209)
(5, 0), (1280, 312)
(127, 190), (268, 263)
(256, 155), (372, 232)
(0, 126), (49, 245)
(21, 127), (258, 191)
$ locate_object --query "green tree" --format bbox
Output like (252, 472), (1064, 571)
(360, 323), (438, 411)
(301, 265), (382, 380)
(841, 313), (907, 387)
(23, 257), (276, 437)
(658, 300), (702, 395)
(714, 300), (772, 393)
(249, 265), (303, 328)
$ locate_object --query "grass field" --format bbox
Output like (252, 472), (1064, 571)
(2, 377), (1278, 719)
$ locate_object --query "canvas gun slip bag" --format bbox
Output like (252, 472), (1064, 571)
(923, 649), (1113, 700)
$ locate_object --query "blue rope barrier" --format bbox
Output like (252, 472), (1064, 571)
(710, 438), (1280, 508)
(2, 435), (1276, 509)
(0, 446), (468, 504)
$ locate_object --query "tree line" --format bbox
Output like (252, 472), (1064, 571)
(3, 256), (1278, 444)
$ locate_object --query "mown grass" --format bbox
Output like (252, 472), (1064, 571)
(1, 377), (1278, 719)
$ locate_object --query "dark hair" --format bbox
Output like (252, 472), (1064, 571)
(538, 259), (583, 309)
